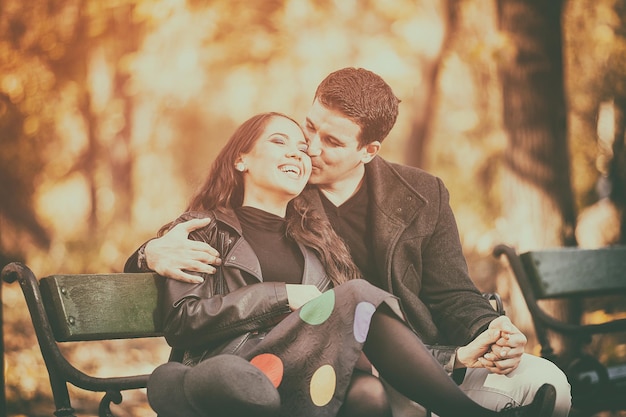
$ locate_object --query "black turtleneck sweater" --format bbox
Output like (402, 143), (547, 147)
(234, 206), (304, 284)
(318, 181), (380, 288)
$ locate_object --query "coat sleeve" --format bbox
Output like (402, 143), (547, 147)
(123, 240), (152, 273)
(159, 212), (291, 349)
(406, 177), (497, 375)
(420, 178), (499, 345)
(163, 279), (290, 348)
(426, 345), (458, 374)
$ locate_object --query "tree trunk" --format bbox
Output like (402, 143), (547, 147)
(108, 6), (140, 226)
(608, 0), (626, 243)
(609, 97), (626, 243)
(404, 0), (460, 169)
(496, 0), (580, 361)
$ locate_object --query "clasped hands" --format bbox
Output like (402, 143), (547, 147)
(455, 315), (527, 375)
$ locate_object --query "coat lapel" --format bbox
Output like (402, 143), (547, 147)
(366, 157), (426, 290)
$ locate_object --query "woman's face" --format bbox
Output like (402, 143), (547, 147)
(239, 116), (311, 208)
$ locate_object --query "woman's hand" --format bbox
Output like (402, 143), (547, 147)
(478, 316), (527, 375)
(455, 328), (501, 369)
(286, 284), (322, 310)
(455, 316), (527, 375)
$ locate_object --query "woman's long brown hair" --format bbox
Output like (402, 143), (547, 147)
(160, 112), (360, 286)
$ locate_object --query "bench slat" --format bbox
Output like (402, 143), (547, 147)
(40, 273), (164, 342)
(520, 246), (626, 299)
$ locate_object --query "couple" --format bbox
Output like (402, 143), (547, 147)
(126, 68), (571, 417)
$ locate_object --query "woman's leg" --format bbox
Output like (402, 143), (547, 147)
(337, 369), (392, 417)
(363, 306), (553, 417)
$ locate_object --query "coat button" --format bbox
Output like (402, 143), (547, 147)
(230, 256), (236, 261)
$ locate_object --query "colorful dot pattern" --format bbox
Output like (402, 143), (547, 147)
(299, 288), (335, 325)
(249, 288), (377, 408)
(249, 353), (283, 388)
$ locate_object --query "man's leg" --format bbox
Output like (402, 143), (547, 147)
(382, 354), (570, 417)
(459, 354), (571, 417)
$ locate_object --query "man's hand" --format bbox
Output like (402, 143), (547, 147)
(455, 315), (527, 375)
(455, 327), (501, 369)
(145, 217), (221, 283)
(478, 316), (527, 375)
(286, 284), (322, 310)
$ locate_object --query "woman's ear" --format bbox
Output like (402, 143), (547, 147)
(235, 157), (247, 172)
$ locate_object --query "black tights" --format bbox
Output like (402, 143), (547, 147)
(361, 305), (504, 417)
(338, 369), (392, 417)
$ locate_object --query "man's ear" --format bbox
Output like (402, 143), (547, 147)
(361, 141), (381, 164)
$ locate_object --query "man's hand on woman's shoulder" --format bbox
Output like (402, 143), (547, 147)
(146, 217), (221, 284)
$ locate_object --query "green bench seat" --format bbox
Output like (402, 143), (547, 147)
(1, 262), (176, 417)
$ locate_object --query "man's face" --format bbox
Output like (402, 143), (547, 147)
(304, 99), (376, 191)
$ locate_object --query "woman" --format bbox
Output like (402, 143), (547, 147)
(144, 112), (555, 417)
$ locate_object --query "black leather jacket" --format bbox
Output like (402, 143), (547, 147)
(153, 209), (332, 365)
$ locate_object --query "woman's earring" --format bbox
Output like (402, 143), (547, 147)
(235, 162), (246, 172)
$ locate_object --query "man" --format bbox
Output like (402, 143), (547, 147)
(127, 68), (571, 416)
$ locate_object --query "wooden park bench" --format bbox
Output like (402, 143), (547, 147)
(1, 260), (505, 417)
(493, 244), (626, 416)
(1, 262), (178, 417)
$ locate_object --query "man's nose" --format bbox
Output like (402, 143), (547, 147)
(307, 136), (322, 157)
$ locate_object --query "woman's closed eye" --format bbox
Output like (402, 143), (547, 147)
(271, 136), (286, 145)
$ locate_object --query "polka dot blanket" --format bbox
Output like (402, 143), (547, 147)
(240, 279), (405, 417)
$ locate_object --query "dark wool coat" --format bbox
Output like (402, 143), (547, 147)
(300, 156), (500, 371)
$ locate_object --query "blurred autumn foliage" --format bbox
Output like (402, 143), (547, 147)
(1, 0), (626, 416)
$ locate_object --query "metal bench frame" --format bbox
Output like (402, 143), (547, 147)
(493, 244), (626, 416)
(1, 262), (177, 417)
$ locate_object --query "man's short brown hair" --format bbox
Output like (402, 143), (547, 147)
(313, 67), (400, 147)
